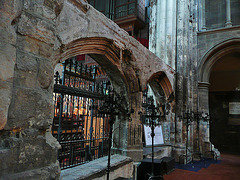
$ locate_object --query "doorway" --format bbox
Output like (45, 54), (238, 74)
(209, 52), (240, 153)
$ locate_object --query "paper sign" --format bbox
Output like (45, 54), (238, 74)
(144, 125), (164, 146)
(229, 102), (240, 115)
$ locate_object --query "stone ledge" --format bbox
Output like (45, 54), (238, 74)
(198, 25), (240, 35)
(60, 154), (133, 180)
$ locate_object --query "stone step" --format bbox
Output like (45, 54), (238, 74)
(143, 146), (171, 159)
(60, 155), (133, 180)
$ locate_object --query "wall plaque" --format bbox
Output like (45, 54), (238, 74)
(144, 125), (164, 146)
(229, 102), (240, 115)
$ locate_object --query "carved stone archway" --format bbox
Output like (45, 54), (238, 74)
(54, 0), (175, 161)
(199, 38), (240, 83)
(146, 71), (175, 157)
(198, 38), (240, 152)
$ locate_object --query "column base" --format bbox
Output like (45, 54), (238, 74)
(202, 26), (207, 31)
(225, 22), (232, 27)
(203, 141), (220, 159)
(172, 144), (185, 163)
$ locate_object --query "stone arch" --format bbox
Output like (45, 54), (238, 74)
(198, 38), (240, 83)
(145, 71), (175, 148)
(147, 71), (174, 99)
(54, 0), (175, 94)
(54, 37), (134, 102)
(197, 38), (240, 154)
(53, 37), (142, 160)
(53, 0), (175, 161)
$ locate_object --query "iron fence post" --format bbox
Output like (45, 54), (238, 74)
(106, 118), (114, 180)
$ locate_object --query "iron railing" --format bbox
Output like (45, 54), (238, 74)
(52, 57), (112, 169)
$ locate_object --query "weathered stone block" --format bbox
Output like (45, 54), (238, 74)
(14, 51), (38, 89)
(14, 43), (54, 90)
(22, 0), (63, 20)
(16, 35), (54, 58)
(37, 59), (54, 89)
(23, 0), (55, 20)
(16, 51), (38, 72)
(0, 42), (16, 82)
(1, 162), (60, 180)
(0, 0), (23, 26)
(0, 133), (59, 177)
(0, 23), (17, 45)
(14, 70), (38, 89)
(0, 42), (16, 130)
(17, 12), (56, 45)
(56, 0), (89, 44)
(0, 81), (13, 130)
(6, 87), (54, 130)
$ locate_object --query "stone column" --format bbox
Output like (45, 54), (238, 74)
(198, 82), (211, 151)
(225, 0), (232, 27)
(201, 0), (207, 31)
(149, 0), (158, 54)
(112, 92), (143, 162)
(198, 82), (210, 113)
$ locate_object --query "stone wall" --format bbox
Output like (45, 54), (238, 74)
(149, 0), (176, 69)
(148, 0), (227, 161)
(0, 0), (175, 178)
(0, 0), (62, 179)
(198, 26), (240, 64)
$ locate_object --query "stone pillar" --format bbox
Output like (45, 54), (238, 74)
(173, 0), (191, 162)
(198, 82), (210, 114)
(149, 0), (158, 54)
(112, 92), (143, 162)
(198, 82), (211, 151)
(201, 0), (207, 31)
(151, 0), (176, 69)
(225, 0), (232, 27)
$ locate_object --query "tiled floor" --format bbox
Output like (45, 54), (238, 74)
(164, 153), (240, 180)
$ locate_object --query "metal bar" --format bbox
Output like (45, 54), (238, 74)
(106, 120), (113, 180)
(102, 114), (105, 157)
(53, 57), (112, 169)
(151, 122), (154, 177)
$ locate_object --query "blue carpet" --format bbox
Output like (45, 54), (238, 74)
(175, 158), (222, 172)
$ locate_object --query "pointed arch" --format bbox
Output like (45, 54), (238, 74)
(198, 38), (240, 83)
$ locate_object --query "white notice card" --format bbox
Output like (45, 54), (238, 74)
(144, 125), (164, 146)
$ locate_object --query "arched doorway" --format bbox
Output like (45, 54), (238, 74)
(198, 39), (240, 154)
(54, 38), (144, 162)
(209, 52), (240, 153)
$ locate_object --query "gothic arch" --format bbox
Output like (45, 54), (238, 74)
(52, 0), (175, 161)
(198, 38), (240, 83)
(197, 38), (240, 150)
(54, 0), (175, 95)
(54, 37), (140, 107)
(148, 71), (174, 99)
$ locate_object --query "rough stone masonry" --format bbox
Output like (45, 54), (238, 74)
(0, 0), (175, 179)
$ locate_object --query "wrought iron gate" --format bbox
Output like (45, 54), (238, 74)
(52, 57), (112, 169)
